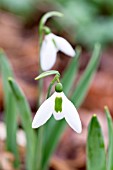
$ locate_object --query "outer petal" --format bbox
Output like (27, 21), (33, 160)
(40, 34), (58, 71)
(32, 93), (55, 128)
(62, 93), (82, 133)
(53, 34), (75, 57)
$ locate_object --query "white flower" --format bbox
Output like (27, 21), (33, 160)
(32, 91), (82, 133)
(40, 33), (75, 71)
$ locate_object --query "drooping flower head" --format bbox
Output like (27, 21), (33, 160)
(32, 83), (82, 133)
(40, 33), (76, 71)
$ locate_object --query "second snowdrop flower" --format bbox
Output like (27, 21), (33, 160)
(32, 83), (82, 133)
(40, 33), (75, 71)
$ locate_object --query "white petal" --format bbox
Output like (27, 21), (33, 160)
(62, 93), (82, 133)
(32, 94), (55, 128)
(53, 34), (75, 57)
(40, 34), (58, 71)
(53, 111), (64, 120)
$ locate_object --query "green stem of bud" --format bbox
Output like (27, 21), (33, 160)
(47, 74), (60, 99)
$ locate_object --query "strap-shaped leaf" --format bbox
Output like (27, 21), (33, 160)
(105, 106), (113, 170)
(71, 43), (101, 106)
(87, 115), (106, 170)
(62, 46), (81, 95)
(0, 50), (19, 167)
(8, 78), (36, 170)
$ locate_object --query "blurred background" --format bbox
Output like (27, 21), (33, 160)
(0, 0), (113, 169)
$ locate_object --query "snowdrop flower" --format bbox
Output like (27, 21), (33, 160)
(32, 83), (82, 133)
(40, 33), (75, 71)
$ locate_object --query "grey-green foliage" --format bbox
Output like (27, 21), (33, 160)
(87, 107), (113, 170)
(87, 115), (106, 170)
(71, 43), (101, 106)
(0, 50), (19, 167)
(61, 46), (80, 95)
(8, 77), (36, 170)
(105, 106), (113, 170)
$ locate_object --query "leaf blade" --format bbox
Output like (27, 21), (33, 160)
(71, 43), (101, 106)
(104, 106), (113, 170)
(8, 78), (36, 170)
(0, 50), (19, 167)
(87, 115), (106, 170)
(62, 46), (81, 95)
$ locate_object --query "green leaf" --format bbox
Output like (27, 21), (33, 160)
(0, 50), (19, 167)
(104, 106), (113, 170)
(8, 77), (36, 170)
(35, 70), (60, 80)
(87, 114), (106, 170)
(62, 46), (81, 95)
(71, 43), (101, 107)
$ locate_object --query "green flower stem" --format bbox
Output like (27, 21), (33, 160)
(34, 126), (44, 170)
(47, 74), (60, 99)
(39, 11), (63, 46)
(34, 18), (45, 169)
(34, 66), (43, 170)
(36, 11), (62, 170)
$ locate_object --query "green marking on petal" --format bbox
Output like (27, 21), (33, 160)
(52, 38), (57, 48)
(55, 97), (62, 113)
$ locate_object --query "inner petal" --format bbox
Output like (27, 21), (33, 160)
(53, 96), (64, 120)
(55, 97), (62, 112)
(53, 111), (64, 120)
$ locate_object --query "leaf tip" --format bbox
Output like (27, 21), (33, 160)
(104, 105), (108, 111)
(95, 42), (101, 50)
(93, 114), (97, 118)
(8, 77), (13, 82)
(34, 77), (38, 80)
(0, 48), (4, 57)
